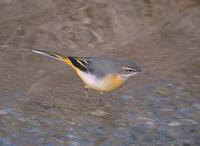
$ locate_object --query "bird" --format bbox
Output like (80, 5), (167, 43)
(32, 49), (141, 97)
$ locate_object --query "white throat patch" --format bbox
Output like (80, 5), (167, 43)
(121, 72), (138, 79)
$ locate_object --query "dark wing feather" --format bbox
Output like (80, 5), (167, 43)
(68, 57), (92, 72)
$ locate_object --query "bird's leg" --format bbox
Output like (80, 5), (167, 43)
(84, 85), (89, 98)
(85, 88), (88, 98)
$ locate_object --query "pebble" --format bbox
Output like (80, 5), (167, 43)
(168, 121), (182, 127)
(68, 141), (80, 146)
(121, 95), (133, 100)
(90, 110), (109, 116)
(82, 18), (91, 24)
(162, 108), (175, 113)
(181, 119), (197, 125)
(137, 117), (156, 127)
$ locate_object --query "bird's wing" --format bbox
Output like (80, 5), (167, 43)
(68, 57), (108, 76)
(67, 57), (93, 73)
(82, 57), (117, 77)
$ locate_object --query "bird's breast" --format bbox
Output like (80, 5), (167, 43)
(77, 71), (126, 92)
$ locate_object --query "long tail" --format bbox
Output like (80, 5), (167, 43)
(32, 49), (87, 72)
(32, 49), (68, 62)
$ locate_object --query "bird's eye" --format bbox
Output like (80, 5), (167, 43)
(126, 69), (134, 73)
(122, 67), (137, 74)
(124, 68), (136, 74)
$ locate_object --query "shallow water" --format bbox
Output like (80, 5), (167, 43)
(0, 0), (200, 146)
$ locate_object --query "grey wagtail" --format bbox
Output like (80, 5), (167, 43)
(32, 49), (141, 96)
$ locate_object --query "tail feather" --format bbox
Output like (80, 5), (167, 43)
(32, 49), (67, 62)
(32, 49), (87, 71)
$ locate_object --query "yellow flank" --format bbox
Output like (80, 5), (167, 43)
(102, 74), (126, 92)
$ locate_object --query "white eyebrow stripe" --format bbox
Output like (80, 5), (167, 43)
(122, 67), (135, 70)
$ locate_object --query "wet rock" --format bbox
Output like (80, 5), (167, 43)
(168, 121), (183, 127)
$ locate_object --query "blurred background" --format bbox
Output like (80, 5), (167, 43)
(0, 0), (200, 146)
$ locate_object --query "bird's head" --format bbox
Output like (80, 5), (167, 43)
(119, 60), (141, 79)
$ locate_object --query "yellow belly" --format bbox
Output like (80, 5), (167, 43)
(76, 70), (126, 93)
